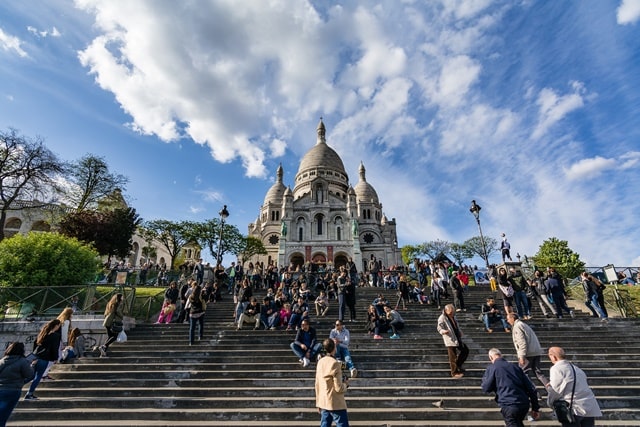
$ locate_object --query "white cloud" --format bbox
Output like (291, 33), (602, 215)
(27, 25), (61, 38)
(565, 156), (617, 180)
(565, 151), (640, 180)
(194, 189), (224, 204)
(189, 206), (204, 214)
(0, 27), (29, 57)
(531, 82), (586, 140)
(67, 1), (640, 267)
(617, 0), (640, 24)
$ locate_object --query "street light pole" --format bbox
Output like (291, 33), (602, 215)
(393, 238), (399, 268)
(216, 205), (229, 265)
(469, 200), (490, 269)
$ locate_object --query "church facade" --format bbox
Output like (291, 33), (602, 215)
(248, 119), (399, 272)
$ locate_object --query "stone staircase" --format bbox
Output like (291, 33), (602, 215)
(8, 285), (640, 426)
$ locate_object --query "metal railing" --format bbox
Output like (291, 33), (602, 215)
(1, 283), (165, 323)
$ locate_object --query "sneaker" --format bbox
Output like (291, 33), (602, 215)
(24, 394), (38, 400)
(452, 373), (464, 379)
(570, 310), (575, 318)
(299, 358), (304, 366)
(350, 368), (358, 378)
(390, 334), (400, 339)
(99, 345), (107, 357)
(42, 375), (54, 381)
(317, 353), (323, 362)
(486, 328), (493, 333)
(303, 357), (310, 367)
(373, 334), (383, 340)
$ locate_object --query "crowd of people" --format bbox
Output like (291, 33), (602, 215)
(3, 254), (621, 427)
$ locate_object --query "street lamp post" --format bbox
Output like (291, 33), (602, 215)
(393, 238), (399, 268)
(469, 200), (490, 269)
(216, 205), (229, 265)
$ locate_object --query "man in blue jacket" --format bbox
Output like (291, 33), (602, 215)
(481, 348), (540, 427)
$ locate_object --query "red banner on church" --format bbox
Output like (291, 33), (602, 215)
(305, 246), (311, 261)
(327, 245), (333, 262)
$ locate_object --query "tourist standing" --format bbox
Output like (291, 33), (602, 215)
(188, 285), (207, 344)
(437, 304), (468, 378)
(315, 338), (350, 427)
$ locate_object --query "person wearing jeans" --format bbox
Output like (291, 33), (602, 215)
(290, 319), (322, 367)
(315, 338), (350, 427)
(329, 321), (357, 378)
(0, 342), (35, 422)
(25, 319), (61, 400)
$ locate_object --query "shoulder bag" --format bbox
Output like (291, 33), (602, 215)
(552, 363), (577, 424)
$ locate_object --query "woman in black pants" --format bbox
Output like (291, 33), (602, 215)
(25, 319), (61, 400)
(100, 293), (124, 357)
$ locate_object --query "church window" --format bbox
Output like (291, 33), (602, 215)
(363, 233), (374, 244)
(298, 227), (303, 241)
(337, 227), (342, 240)
(315, 213), (324, 235)
(268, 234), (279, 245)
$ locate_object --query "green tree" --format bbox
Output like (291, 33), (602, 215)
(142, 220), (190, 270)
(235, 236), (268, 266)
(0, 232), (100, 287)
(401, 244), (423, 265)
(65, 154), (128, 212)
(422, 239), (451, 260)
(449, 242), (473, 267)
(0, 129), (66, 241)
(531, 237), (585, 279)
(59, 207), (140, 262)
(463, 236), (499, 266)
(186, 219), (244, 264)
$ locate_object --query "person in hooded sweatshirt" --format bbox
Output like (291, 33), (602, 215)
(0, 342), (35, 426)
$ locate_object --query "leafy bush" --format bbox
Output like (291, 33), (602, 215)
(0, 232), (100, 287)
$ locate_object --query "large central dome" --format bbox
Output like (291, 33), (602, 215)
(296, 119), (347, 177)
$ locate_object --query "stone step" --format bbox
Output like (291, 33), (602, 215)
(8, 285), (639, 426)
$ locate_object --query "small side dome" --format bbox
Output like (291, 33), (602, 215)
(354, 162), (379, 204)
(264, 164), (286, 205)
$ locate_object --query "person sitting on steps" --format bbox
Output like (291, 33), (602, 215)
(481, 297), (511, 333)
(290, 319), (322, 368)
(237, 297), (261, 330)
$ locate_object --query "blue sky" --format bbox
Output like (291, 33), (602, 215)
(1, 0), (639, 267)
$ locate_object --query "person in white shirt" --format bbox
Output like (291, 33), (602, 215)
(329, 320), (357, 378)
(545, 347), (602, 426)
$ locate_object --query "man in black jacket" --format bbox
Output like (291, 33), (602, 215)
(482, 348), (540, 427)
(290, 319), (322, 367)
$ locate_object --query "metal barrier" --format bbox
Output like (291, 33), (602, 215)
(0, 284), (167, 322)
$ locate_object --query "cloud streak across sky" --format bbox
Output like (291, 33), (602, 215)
(1, 0), (639, 267)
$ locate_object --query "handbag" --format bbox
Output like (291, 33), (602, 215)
(110, 321), (123, 333)
(553, 364), (577, 424)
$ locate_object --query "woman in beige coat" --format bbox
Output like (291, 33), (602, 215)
(315, 338), (350, 427)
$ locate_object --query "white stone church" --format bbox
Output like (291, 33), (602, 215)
(248, 119), (399, 272)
